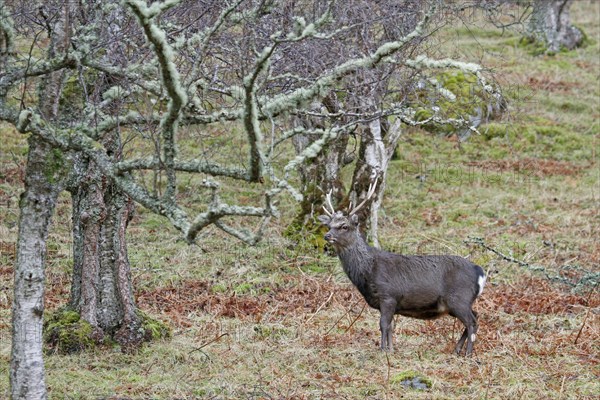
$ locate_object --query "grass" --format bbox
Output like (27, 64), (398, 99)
(1, 2), (599, 399)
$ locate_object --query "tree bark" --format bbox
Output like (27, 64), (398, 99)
(289, 96), (350, 233)
(54, 2), (147, 353)
(10, 1), (72, 396)
(65, 129), (144, 352)
(10, 140), (63, 400)
(528, 0), (583, 53)
(349, 99), (403, 248)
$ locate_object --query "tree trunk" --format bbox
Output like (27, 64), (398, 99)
(291, 135), (349, 219)
(68, 2), (146, 352)
(528, 0), (583, 53)
(290, 94), (403, 249)
(288, 96), (350, 238)
(10, 139), (63, 400)
(10, 2), (72, 396)
(349, 105), (403, 248)
(64, 130), (147, 352)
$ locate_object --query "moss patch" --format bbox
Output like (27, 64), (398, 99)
(411, 71), (504, 136)
(518, 36), (552, 56)
(43, 148), (69, 184)
(284, 213), (328, 250)
(44, 308), (171, 354)
(44, 308), (96, 354)
(390, 370), (433, 390)
(138, 310), (172, 341)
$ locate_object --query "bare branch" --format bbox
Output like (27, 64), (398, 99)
(126, 0), (188, 203)
(114, 157), (250, 181)
(261, 2), (436, 118)
(186, 180), (274, 243)
(0, 0), (501, 249)
(13, 107), (192, 235)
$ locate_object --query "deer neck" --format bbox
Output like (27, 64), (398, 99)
(337, 236), (375, 290)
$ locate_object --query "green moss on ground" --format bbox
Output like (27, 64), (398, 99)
(518, 36), (552, 56)
(44, 308), (171, 354)
(138, 310), (172, 341)
(44, 308), (96, 354)
(390, 370), (433, 390)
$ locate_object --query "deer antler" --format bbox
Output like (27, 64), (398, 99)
(349, 170), (379, 216)
(322, 189), (336, 217)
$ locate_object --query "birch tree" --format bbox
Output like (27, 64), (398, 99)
(5, 2), (73, 397)
(463, 0), (585, 54)
(526, 0), (584, 53)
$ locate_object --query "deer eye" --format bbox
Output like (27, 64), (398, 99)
(341, 224), (348, 230)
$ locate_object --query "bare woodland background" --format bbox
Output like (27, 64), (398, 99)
(0, 0), (598, 398)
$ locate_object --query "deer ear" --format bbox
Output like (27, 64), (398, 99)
(350, 214), (359, 226)
(317, 215), (331, 225)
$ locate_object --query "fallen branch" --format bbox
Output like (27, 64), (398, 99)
(465, 236), (599, 293)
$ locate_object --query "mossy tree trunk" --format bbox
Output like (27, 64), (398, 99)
(68, 174), (142, 350)
(527, 0), (583, 53)
(289, 95), (350, 237)
(66, 129), (148, 352)
(56, 3), (157, 353)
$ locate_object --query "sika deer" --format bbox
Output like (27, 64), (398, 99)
(318, 180), (485, 355)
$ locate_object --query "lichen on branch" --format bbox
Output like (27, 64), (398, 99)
(126, 0), (188, 203)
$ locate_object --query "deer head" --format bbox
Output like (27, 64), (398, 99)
(317, 175), (378, 250)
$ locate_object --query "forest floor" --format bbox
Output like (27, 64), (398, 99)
(0, 3), (599, 400)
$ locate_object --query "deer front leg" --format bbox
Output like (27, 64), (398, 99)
(379, 303), (396, 352)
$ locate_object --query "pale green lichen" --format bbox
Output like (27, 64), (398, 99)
(406, 54), (482, 73)
(16, 109), (32, 132)
(0, 2), (15, 56)
(229, 85), (245, 100)
(434, 84), (456, 101)
(144, 0), (181, 19)
(126, 0), (189, 204)
(284, 127), (339, 172)
(102, 85), (127, 101)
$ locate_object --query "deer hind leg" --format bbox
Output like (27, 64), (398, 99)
(453, 309), (478, 356)
(466, 310), (479, 356)
(454, 328), (468, 355)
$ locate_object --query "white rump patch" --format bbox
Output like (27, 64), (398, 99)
(471, 333), (477, 342)
(477, 274), (486, 297)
